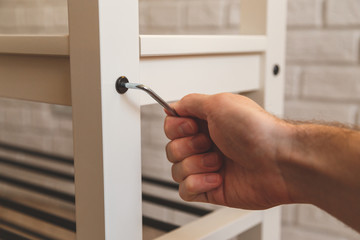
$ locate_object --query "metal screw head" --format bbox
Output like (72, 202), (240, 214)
(273, 65), (280, 76)
(115, 76), (129, 94)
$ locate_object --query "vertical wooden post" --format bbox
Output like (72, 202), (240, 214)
(262, 0), (287, 117)
(242, 0), (287, 239)
(260, 2), (287, 238)
(241, 0), (287, 116)
(67, 0), (141, 239)
(261, 208), (282, 240)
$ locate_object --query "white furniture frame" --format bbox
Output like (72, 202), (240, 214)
(0, 0), (287, 239)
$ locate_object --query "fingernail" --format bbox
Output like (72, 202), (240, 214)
(205, 174), (219, 183)
(179, 122), (193, 136)
(203, 154), (219, 168)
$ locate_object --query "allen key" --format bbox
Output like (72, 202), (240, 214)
(115, 76), (179, 117)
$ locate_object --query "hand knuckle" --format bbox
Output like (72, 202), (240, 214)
(171, 164), (181, 182)
(184, 177), (196, 194)
(180, 93), (199, 106)
(163, 118), (171, 139)
(179, 184), (192, 201)
(179, 192), (189, 201)
(181, 161), (190, 177)
(165, 142), (176, 162)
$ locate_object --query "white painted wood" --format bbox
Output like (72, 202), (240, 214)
(156, 208), (262, 240)
(0, 0), (286, 238)
(140, 35), (267, 56)
(239, 1), (286, 239)
(0, 52), (260, 106)
(0, 54), (71, 105)
(258, 2), (287, 239)
(262, 0), (287, 117)
(139, 54), (261, 105)
(0, 35), (69, 56)
(262, 208), (281, 240)
(67, 0), (141, 239)
(0, 34), (265, 106)
(0, 34), (70, 105)
(0, 34), (265, 57)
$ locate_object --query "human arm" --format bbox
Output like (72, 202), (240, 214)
(164, 93), (360, 232)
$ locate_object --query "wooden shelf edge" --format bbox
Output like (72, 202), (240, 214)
(0, 34), (266, 57)
(0, 35), (69, 56)
(155, 207), (262, 240)
(140, 35), (267, 57)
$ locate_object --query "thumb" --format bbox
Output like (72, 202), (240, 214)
(173, 93), (210, 120)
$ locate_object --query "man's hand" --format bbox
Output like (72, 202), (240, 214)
(164, 93), (360, 232)
(164, 93), (293, 209)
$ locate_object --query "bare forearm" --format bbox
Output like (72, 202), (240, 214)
(280, 123), (360, 231)
(164, 93), (360, 231)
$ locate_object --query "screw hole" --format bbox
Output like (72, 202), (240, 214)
(115, 76), (129, 94)
(273, 65), (280, 76)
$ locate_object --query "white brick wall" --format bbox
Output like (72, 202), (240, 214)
(0, 0), (68, 34)
(186, 1), (225, 28)
(148, 2), (181, 28)
(286, 30), (360, 63)
(284, 65), (301, 98)
(0, 98), (73, 157)
(285, 100), (358, 124)
(284, 0), (360, 238)
(302, 66), (360, 101)
(326, 0), (360, 26)
(0, 0), (360, 239)
(139, 0), (240, 35)
(287, 0), (323, 27)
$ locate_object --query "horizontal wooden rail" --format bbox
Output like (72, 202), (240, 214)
(0, 35), (69, 56)
(0, 34), (264, 106)
(0, 34), (266, 57)
(0, 54), (71, 105)
(156, 207), (262, 240)
(140, 35), (267, 56)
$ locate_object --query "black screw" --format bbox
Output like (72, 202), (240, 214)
(273, 65), (280, 76)
(115, 76), (129, 94)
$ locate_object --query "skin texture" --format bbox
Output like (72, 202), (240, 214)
(164, 93), (360, 232)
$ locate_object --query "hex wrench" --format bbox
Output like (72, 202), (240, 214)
(115, 76), (179, 117)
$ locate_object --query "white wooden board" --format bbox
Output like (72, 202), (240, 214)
(140, 35), (267, 56)
(139, 54), (261, 105)
(156, 208), (262, 240)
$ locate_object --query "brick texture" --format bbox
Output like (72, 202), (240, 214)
(284, 0), (360, 236)
(148, 2), (181, 28)
(284, 65), (302, 98)
(139, 0), (240, 35)
(286, 30), (360, 63)
(285, 100), (358, 124)
(287, 0), (323, 27)
(302, 66), (360, 101)
(186, 1), (225, 28)
(0, 0), (68, 34)
(326, 0), (360, 26)
(227, 1), (241, 27)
